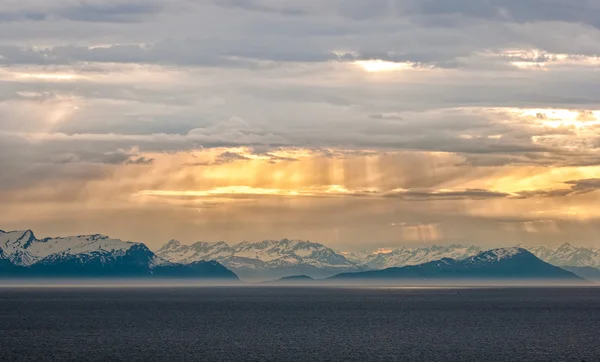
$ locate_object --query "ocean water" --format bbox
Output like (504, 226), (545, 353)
(1, 287), (599, 361)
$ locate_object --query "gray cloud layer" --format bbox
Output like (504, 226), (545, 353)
(0, 1), (598, 181)
(2, 0), (600, 246)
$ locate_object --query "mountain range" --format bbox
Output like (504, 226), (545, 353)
(342, 245), (485, 270)
(2, 228), (599, 282)
(155, 239), (364, 281)
(0, 230), (238, 279)
(331, 248), (583, 282)
(341, 243), (600, 270)
(525, 244), (600, 268)
(154, 239), (600, 281)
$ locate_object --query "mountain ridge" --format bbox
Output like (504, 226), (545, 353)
(330, 248), (583, 282)
(523, 244), (600, 268)
(155, 238), (364, 280)
(4, 228), (599, 282)
(156, 238), (600, 280)
(0, 230), (238, 279)
(341, 243), (600, 270)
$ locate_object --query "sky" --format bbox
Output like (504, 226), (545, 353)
(2, 0), (600, 251)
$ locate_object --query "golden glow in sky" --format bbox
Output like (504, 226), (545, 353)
(354, 60), (415, 72)
(3, 11), (600, 250)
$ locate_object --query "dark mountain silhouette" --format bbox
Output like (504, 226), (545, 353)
(277, 275), (315, 282)
(263, 274), (316, 284)
(329, 248), (583, 281)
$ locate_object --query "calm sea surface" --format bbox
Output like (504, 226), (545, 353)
(1, 287), (599, 361)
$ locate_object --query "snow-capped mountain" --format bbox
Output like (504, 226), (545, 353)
(461, 247), (531, 264)
(156, 239), (364, 281)
(342, 243), (600, 270)
(342, 245), (484, 270)
(5, 228), (598, 281)
(525, 243), (600, 268)
(0, 230), (238, 279)
(331, 248), (583, 281)
(156, 240), (233, 265)
(340, 250), (374, 265)
(0, 230), (155, 267)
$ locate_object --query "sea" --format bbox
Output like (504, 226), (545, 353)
(1, 286), (599, 361)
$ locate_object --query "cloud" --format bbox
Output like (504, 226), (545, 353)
(137, 185), (512, 202)
(213, 0), (313, 16)
(407, 0), (600, 28)
(126, 156), (154, 165)
(513, 189), (573, 199)
(383, 188), (510, 200)
(565, 178), (600, 194)
(214, 151), (251, 164)
(369, 113), (404, 120)
(212, 0), (600, 29)
(513, 178), (600, 199)
(0, 0), (165, 23)
(2, 0), (600, 247)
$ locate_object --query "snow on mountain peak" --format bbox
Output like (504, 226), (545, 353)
(228, 239), (347, 264)
(557, 243), (576, 251)
(0, 230), (141, 266)
(161, 239), (182, 250)
(345, 244), (485, 269)
(484, 247), (527, 259)
(462, 247), (532, 265)
(0, 229), (241, 279)
(525, 243), (600, 268)
(3, 229), (36, 246)
(0, 230), (40, 265)
(155, 238), (360, 280)
(155, 240), (233, 264)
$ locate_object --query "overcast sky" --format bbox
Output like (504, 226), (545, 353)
(2, 0), (600, 251)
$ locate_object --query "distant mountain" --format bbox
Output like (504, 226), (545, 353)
(278, 275), (314, 281)
(264, 275), (317, 284)
(157, 240), (232, 265)
(342, 245), (483, 269)
(156, 239), (364, 281)
(342, 243), (600, 270)
(5, 228), (597, 282)
(526, 243), (600, 268)
(562, 266), (600, 281)
(0, 230), (238, 279)
(330, 248), (583, 282)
